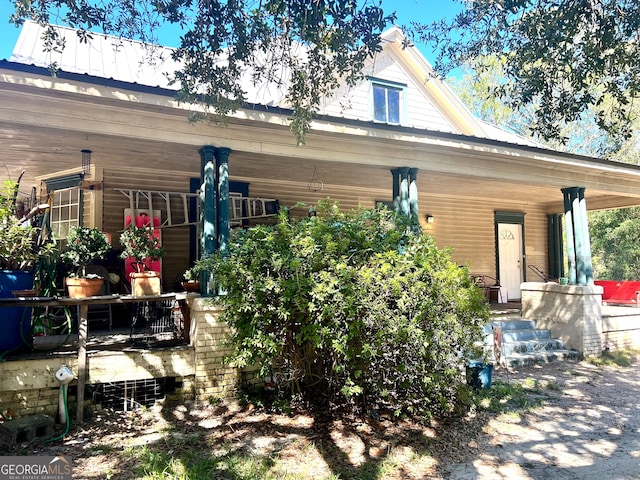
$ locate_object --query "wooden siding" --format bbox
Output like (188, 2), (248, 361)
(34, 155), (552, 295)
(418, 194), (550, 283)
(102, 166), (194, 289)
(320, 50), (455, 133)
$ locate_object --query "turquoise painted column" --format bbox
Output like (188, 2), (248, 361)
(409, 168), (419, 226)
(199, 145), (217, 296)
(398, 167), (410, 217)
(199, 146), (217, 257)
(562, 188), (577, 285)
(577, 188), (594, 285)
(215, 147), (232, 259)
(562, 187), (594, 285)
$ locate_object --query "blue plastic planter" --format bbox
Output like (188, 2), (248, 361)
(466, 361), (494, 389)
(0, 270), (34, 352)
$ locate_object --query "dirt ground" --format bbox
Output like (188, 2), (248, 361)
(14, 356), (640, 479)
(447, 357), (640, 479)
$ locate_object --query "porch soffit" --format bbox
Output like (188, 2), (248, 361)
(2, 82), (640, 212)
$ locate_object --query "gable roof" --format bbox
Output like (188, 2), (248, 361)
(10, 20), (541, 149)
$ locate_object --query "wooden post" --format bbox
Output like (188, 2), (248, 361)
(76, 303), (88, 424)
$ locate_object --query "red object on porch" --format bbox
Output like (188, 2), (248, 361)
(594, 280), (640, 306)
(124, 212), (162, 279)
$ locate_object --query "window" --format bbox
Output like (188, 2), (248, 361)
(372, 80), (405, 124)
(50, 187), (81, 239)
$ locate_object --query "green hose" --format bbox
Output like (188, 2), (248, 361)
(45, 384), (70, 443)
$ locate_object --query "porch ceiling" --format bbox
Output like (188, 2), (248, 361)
(3, 119), (640, 214)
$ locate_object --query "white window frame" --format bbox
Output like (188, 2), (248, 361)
(49, 187), (82, 240)
(370, 78), (407, 125)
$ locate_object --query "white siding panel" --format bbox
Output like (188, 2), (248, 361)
(320, 51), (456, 133)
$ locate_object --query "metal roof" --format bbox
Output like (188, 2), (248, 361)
(8, 21), (542, 149)
(10, 20), (290, 106)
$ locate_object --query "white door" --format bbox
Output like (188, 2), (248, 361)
(498, 223), (523, 300)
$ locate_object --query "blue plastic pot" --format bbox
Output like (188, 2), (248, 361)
(0, 270), (34, 352)
(466, 361), (493, 389)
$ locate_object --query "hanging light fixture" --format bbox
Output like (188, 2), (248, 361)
(81, 149), (92, 178)
(307, 165), (324, 192)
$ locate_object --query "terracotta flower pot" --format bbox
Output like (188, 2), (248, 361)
(66, 276), (104, 298)
(181, 280), (201, 293)
(130, 271), (162, 297)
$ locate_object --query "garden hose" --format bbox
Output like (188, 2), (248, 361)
(45, 384), (70, 443)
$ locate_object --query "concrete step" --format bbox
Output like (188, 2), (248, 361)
(502, 349), (581, 367)
(485, 316), (580, 367)
(502, 328), (552, 342)
(503, 338), (567, 355)
(491, 319), (536, 330)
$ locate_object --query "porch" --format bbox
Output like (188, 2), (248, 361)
(2, 291), (637, 424)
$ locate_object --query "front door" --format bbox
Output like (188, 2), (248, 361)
(498, 223), (523, 300)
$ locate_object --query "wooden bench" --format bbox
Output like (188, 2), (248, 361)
(595, 280), (640, 307)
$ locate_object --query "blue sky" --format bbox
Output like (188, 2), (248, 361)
(0, 1), (461, 64)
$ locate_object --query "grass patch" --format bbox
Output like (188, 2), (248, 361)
(125, 445), (276, 480)
(472, 380), (547, 414)
(586, 349), (639, 367)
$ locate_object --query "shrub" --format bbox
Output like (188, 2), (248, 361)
(198, 201), (489, 418)
(60, 226), (112, 277)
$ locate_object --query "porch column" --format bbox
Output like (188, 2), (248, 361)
(399, 167), (410, 217)
(199, 146), (217, 258)
(577, 188), (594, 285)
(391, 169), (400, 209)
(391, 167), (420, 229)
(409, 168), (419, 222)
(215, 147), (232, 258)
(561, 187), (594, 285)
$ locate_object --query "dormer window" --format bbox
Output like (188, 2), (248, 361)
(371, 78), (406, 125)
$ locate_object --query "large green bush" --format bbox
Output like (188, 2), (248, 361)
(199, 201), (489, 418)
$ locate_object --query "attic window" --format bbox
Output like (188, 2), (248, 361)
(371, 79), (405, 125)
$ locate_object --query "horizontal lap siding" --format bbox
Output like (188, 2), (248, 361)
(238, 178), (389, 219)
(97, 165), (549, 291)
(419, 195), (549, 281)
(420, 195), (497, 276)
(522, 209), (548, 282)
(102, 167), (194, 290)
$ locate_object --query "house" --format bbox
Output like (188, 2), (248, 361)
(2, 21), (640, 419)
(5, 21), (640, 300)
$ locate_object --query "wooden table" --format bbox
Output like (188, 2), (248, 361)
(0, 292), (193, 424)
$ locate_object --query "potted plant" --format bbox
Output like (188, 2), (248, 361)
(60, 226), (112, 298)
(119, 225), (165, 296)
(180, 267), (201, 293)
(0, 177), (49, 351)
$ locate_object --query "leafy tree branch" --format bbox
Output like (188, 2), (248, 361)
(10, 0), (395, 143)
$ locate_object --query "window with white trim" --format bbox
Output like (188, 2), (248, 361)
(50, 187), (81, 239)
(372, 79), (405, 124)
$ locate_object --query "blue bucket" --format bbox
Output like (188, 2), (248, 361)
(0, 270), (34, 352)
(466, 361), (493, 389)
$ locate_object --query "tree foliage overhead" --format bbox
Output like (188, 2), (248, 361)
(414, 0), (640, 143)
(196, 201), (489, 418)
(448, 55), (639, 160)
(10, 0), (394, 143)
